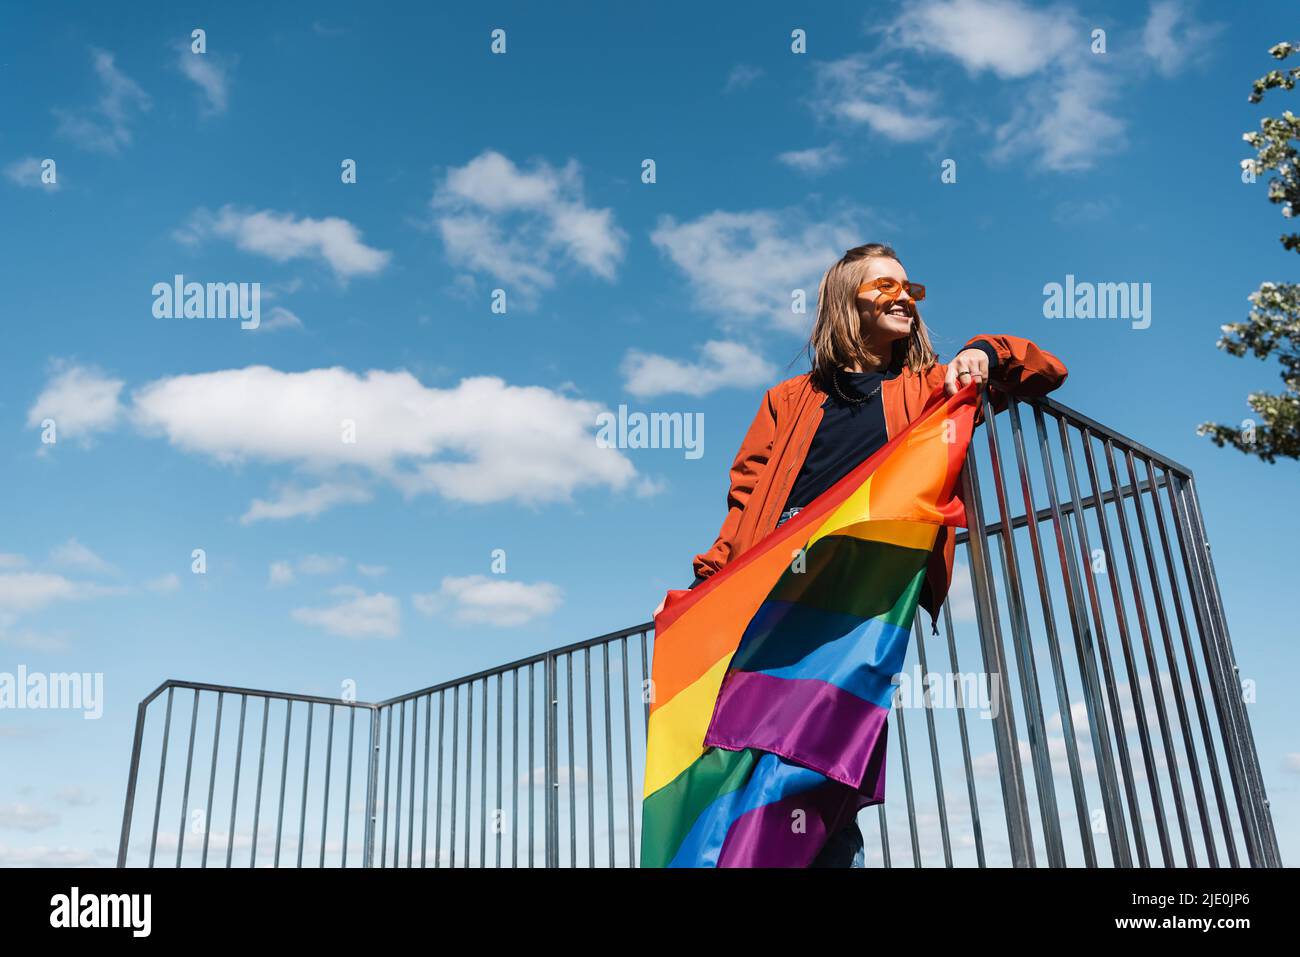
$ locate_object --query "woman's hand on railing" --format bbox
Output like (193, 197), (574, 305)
(944, 348), (992, 396)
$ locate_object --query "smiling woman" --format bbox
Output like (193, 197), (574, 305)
(678, 241), (1070, 867)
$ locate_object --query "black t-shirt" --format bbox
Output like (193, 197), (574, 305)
(781, 367), (897, 512)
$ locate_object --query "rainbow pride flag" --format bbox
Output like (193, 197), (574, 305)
(640, 381), (979, 867)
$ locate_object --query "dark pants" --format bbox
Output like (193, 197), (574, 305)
(810, 818), (866, 868)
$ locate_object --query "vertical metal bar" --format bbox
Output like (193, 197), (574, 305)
(409, 696), (418, 867)
(621, 637), (636, 867)
(892, 693), (921, 866)
(1035, 407), (1131, 865)
(1099, 439), (1185, 863)
(640, 630), (650, 727)
(201, 691), (223, 867)
(1184, 475), (1281, 867)
(450, 685), (459, 868)
(565, 654), (576, 867)
(512, 672), (519, 868)
(393, 700), (405, 868)
(296, 702), (314, 868)
(495, 675), (503, 868)
(362, 706), (380, 868)
(911, 616), (952, 866)
(586, 646), (595, 869)
(528, 663), (534, 867)
(1147, 463), (1224, 865)
(480, 678), (488, 867)
(176, 689), (201, 867)
(1055, 416), (1146, 865)
(1005, 397), (1094, 865)
(422, 693), (432, 868)
(342, 706), (356, 868)
(602, 642), (615, 868)
(941, 602), (985, 867)
(545, 654), (559, 867)
(465, 680), (474, 867)
(319, 705), (335, 868)
(436, 691), (446, 867)
(1082, 432), (1171, 865)
(226, 695), (247, 869)
(1135, 458), (1216, 864)
(1166, 476), (1248, 865)
(273, 699), (293, 868)
(980, 391), (1065, 865)
(960, 448), (1035, 866)
(250, 697), (270, 868)
(148, 689), (175, 868)
(381, 705), (393, 867)
(117, 697), (150, 868)
(877, 803), (891, 868)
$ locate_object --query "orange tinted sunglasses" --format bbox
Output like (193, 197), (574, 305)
(857, 277), (926, 301)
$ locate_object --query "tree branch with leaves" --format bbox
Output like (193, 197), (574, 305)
(1198, 42), (1300, 462)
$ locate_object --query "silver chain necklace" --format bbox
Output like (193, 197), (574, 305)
(831, 368), (882, 405)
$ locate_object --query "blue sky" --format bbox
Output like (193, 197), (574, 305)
(1, 0), (1297, 867)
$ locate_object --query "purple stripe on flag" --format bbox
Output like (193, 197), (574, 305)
(705, 670), (892, 789)
(717, 748), (889, 868)
(716, 780), (858, 868)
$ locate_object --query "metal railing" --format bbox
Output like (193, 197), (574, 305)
(117, 386), (1283, 867)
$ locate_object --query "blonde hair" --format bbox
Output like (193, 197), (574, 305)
(803, 243), (938, 393)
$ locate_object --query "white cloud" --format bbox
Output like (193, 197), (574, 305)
(431, 150), (626, 303)
(991, 63), (1124, 172)
(889, 0), (1075, 79)
(298, 554), (347, 575)
(50, 538), (113, 574)
(1141, 0), (1224, 77)
(0, 555), (27, 570)
(4, 157), (59, 191)
(126, 366), (637, 511)
(30, 362), (639, 519)
(145, 573), (181, 593)
(55, 786), (96, 807)
(0, 573), (118, 615)
(253, 306), (304, 333)
(356, 563), (387, 578)
(725, 64), (764, 93)
(622, 340), (776, 398)
(53, 48), (151, 153)
(242, 483), (373, 525)
(292, 585), (400, 639)
(414, 575), (562, 627)
(270, 555), (347, 586)
(178, 205), (391, 280)
(650, 208), (862, 332)
(776, 144), (846, 174)
(882, 0), (1125, 172)
(269, 561), (295, 587)
(26, 363), (124, 444)
(175, 42), (235, 114)
(0, 843), (102, 866)
(0, 804), (59, 832)
(813, 57), (945, 143)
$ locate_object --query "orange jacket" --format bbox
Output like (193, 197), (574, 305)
(691, 334), (1069, 628)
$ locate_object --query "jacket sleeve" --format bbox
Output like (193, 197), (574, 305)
(691, 386), (779, 582)
(959, 334), (1069, 419)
